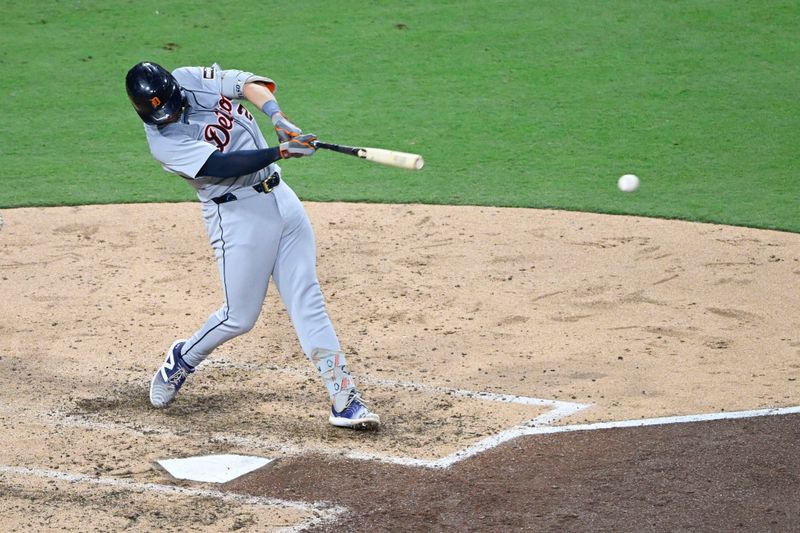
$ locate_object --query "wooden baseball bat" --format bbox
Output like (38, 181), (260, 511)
(312, 141), (424, 171)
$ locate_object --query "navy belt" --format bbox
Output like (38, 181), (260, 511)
(212, 173), (280, 205)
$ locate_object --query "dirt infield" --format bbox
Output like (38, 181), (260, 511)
(0, 200), (798, 531)
(229, 413), (800, 532)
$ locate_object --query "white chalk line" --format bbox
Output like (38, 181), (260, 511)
(48, 371), (589, 470)
(22, 367), (800, 530)
(49, 363), (800, 470)
(0, 465), (346, 533)
(332, 399), (590, 469)
(334, 404), (800, 468)
(518, 404), (800, 436)
(207, 359), (583, 408)
(217, 366), (594, 467)
(428, 400), (589, 469)
(359, 375), (586, 409)
(48, 401), (800, 470)
(46, 411), (309, 457)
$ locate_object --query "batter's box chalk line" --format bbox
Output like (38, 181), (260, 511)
(347, 376), (592, 468)
(46, 363), (591, 470)
(46, 358), (800, 470)
(211, 360), (596, 457)
(0, 465), (346, 533)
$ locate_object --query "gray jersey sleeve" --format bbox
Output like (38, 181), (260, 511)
(144, 122), (218, 179)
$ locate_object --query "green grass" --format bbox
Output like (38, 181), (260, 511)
(1, 0), (797, 231)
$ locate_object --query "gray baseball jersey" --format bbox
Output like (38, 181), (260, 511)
(143, 64), (281, 203)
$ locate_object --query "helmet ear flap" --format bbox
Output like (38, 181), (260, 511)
(126, 61), (184, 125)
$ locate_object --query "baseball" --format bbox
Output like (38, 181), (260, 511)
(617, 174), (640, 193)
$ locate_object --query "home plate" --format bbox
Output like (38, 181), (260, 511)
(157, 454), (273, 483)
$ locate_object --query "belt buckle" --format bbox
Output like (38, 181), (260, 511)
(260, 176), (274, 194)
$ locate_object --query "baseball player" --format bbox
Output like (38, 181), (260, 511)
(125, 61), (379, 430)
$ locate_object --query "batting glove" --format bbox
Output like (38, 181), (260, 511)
(272, 112), (303, 142)
(279, 133), (318, 158)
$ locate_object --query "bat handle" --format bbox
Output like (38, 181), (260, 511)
(313, 141), (339, 150)
(312, 140), (362, 157)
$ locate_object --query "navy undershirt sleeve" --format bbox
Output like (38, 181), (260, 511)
(197, 147), (281, 179)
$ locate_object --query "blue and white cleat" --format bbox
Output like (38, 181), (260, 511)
(149, 339), (194, 408)
(329, 390), (381, 430)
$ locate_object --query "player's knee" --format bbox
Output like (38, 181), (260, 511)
(234, 321), (256, 336)
(227, 309), (259, 336)
(238, 316), (258, 335)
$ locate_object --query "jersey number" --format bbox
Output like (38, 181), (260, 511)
(203, 96), (254, 151)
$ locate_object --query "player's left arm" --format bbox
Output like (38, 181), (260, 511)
(217, 67), (304, 142)
(197, 133), (318, 179)
(242, 81), (303, 142)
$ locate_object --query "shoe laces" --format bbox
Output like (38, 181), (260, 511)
(168, 367), (189, 386)
(346, 390), (369, 410)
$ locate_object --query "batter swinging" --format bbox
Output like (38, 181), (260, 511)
(125, 61), (379, 430)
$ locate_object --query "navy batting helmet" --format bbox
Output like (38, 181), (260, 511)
(126, 61), (184, 125)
